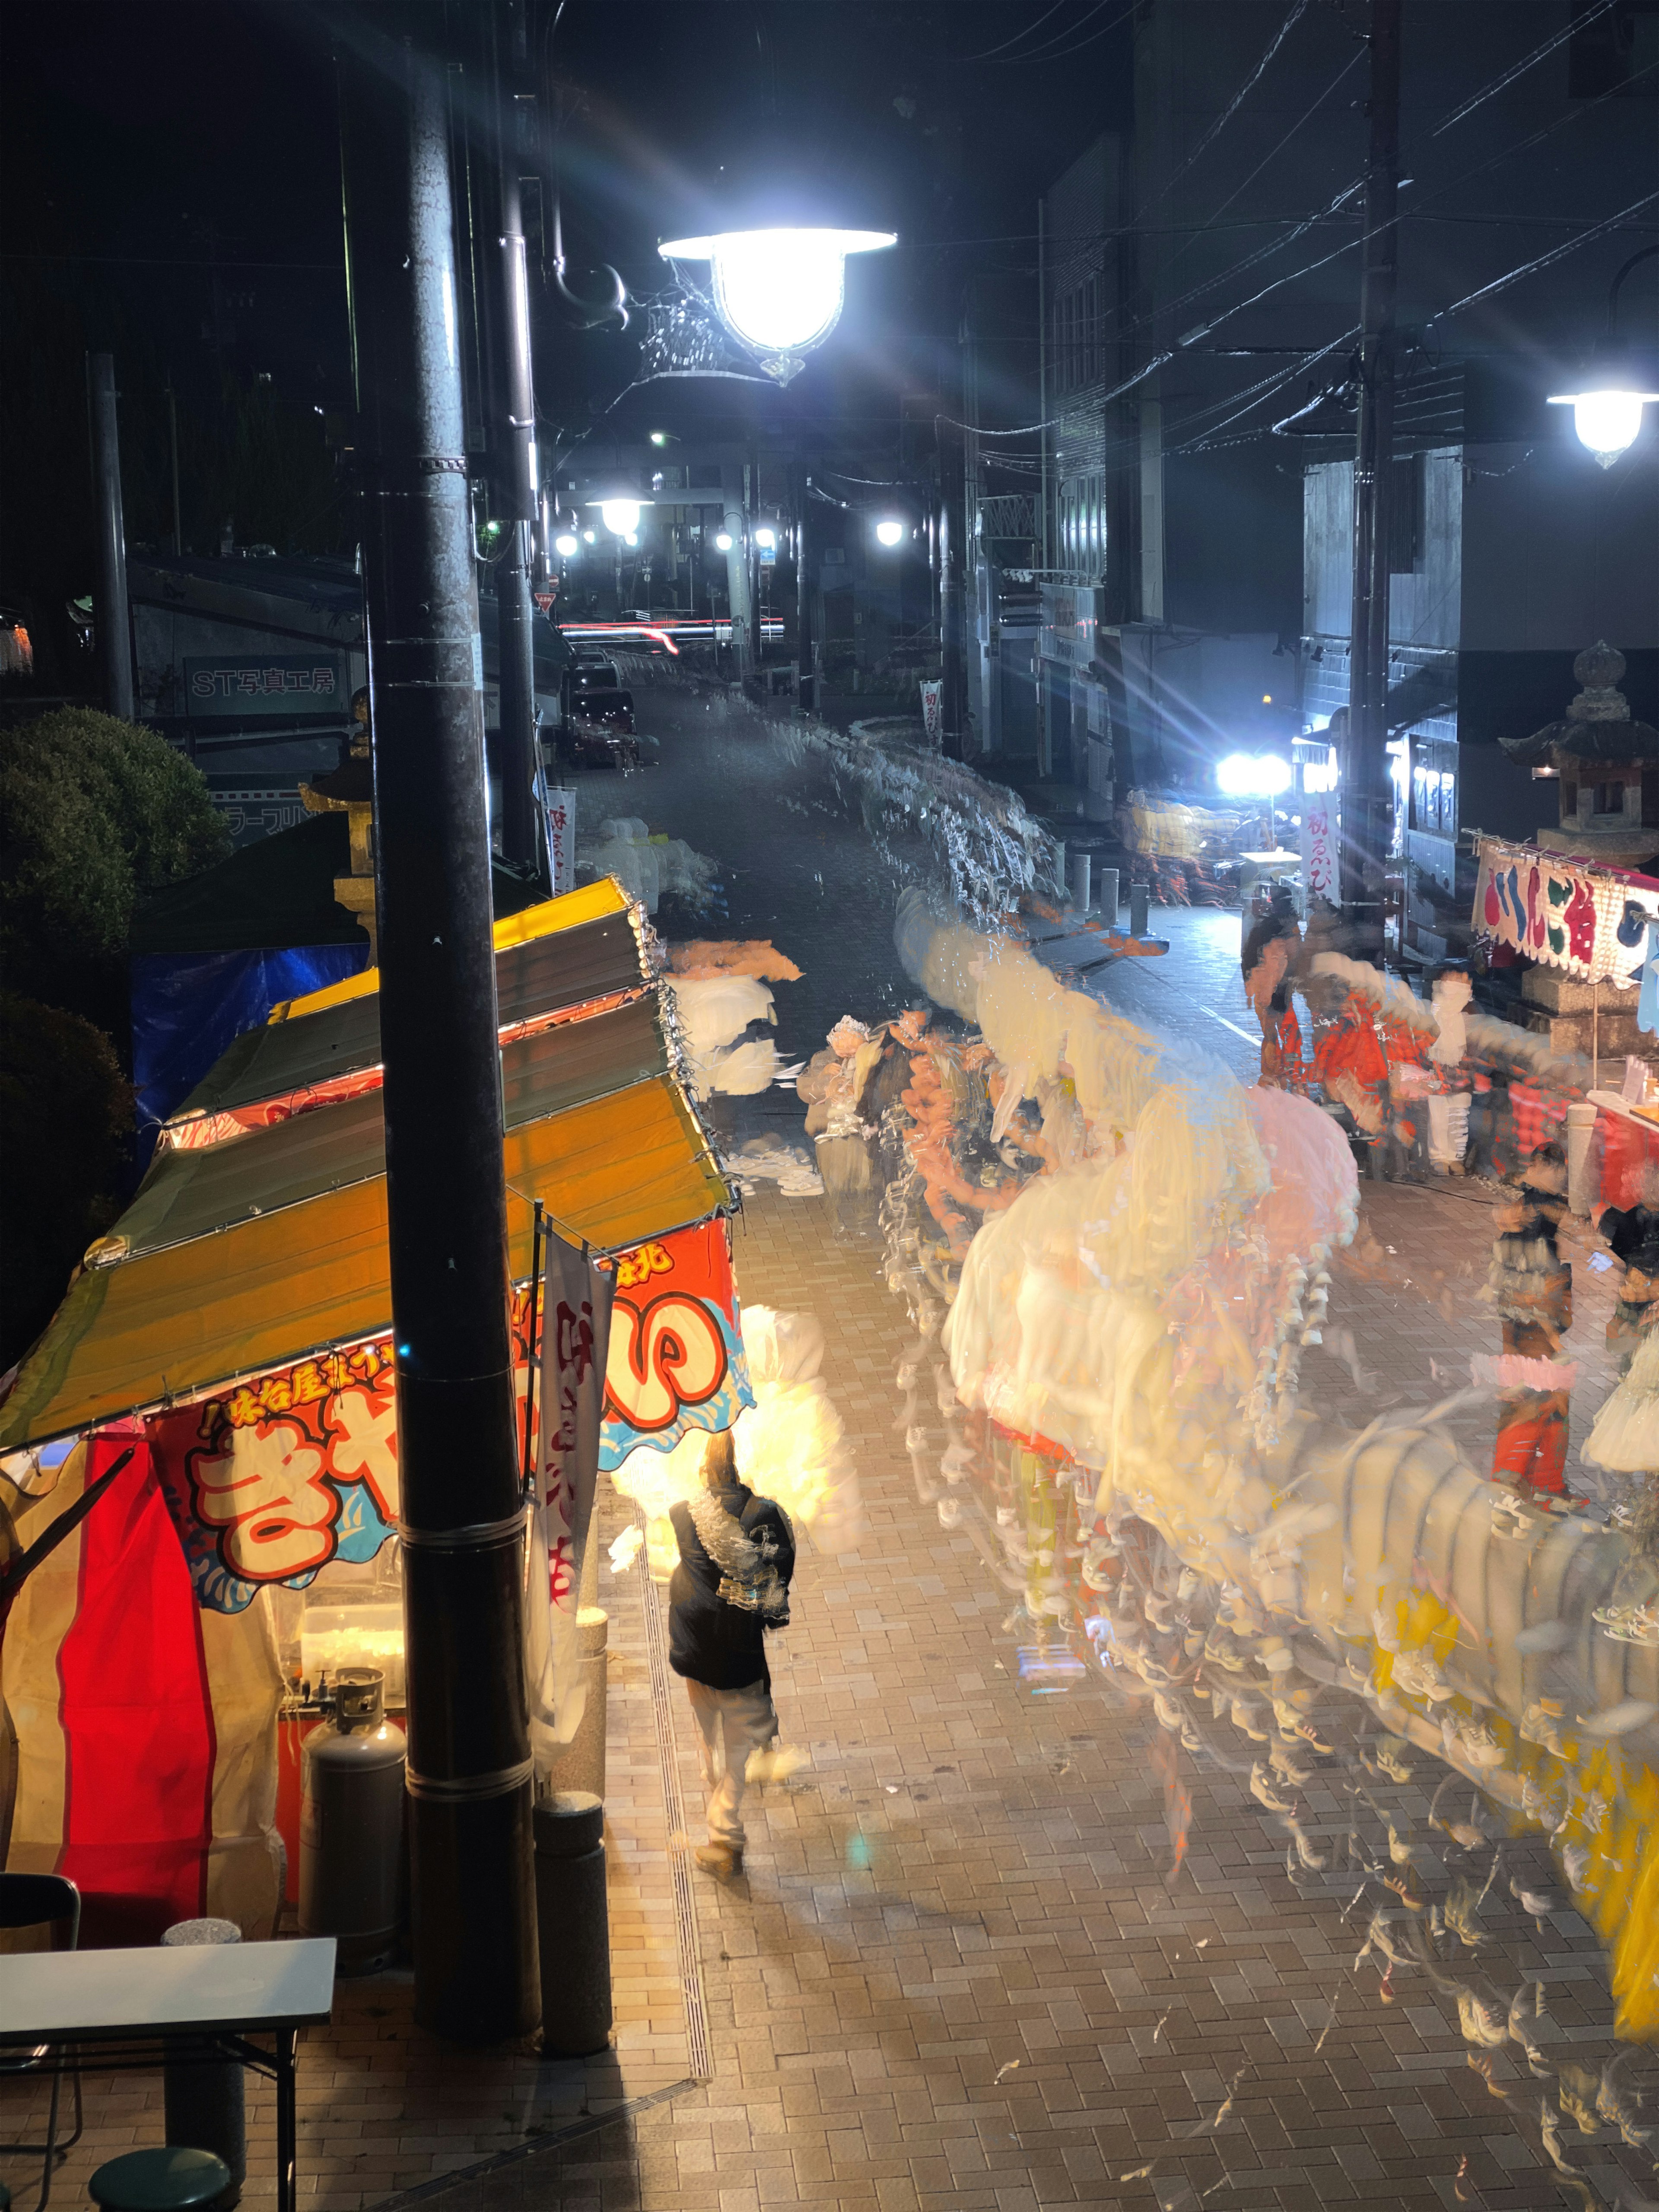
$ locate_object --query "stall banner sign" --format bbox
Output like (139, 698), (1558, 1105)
(527, 1235), (615, 1757)
(1641, 918), (1659, 1038)
(149, 1343), (400, 1615)
(184, 655), (346, 718)
(1472, 840), (1659, 985)
(543, 785), (575, 896)
(920, 680), (943, 748)
(145, 1220), (747, 1612)
(597, 1217), (752, 1471)
(1302, 791), (1338, 906)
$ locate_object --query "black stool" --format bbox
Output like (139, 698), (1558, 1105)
(88, 2150), (230, 2212)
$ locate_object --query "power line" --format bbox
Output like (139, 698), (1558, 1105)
(953, 0), (1076, 66)
(1431, 188), (1659, 321)
(1432, 0), (1616, 136)
(976, 0), (1138, 67)
(1141, 0), (1314, 217)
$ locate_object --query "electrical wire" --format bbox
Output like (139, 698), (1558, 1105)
(953, 0), (1077, 66)
(1432, 0), (1616, 137)
(1430, 188), (1659, 322)
(979, 0), (1139, 67)
(1140, 0), (1313, 216)
(1169, 48), (1365, 258)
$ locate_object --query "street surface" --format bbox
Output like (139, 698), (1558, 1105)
(12, 676), (1641, 2212)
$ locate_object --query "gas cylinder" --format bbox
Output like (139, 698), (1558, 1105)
(298, 1668), (405, 1973)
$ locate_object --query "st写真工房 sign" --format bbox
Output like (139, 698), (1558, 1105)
(183, 655), (346, 717)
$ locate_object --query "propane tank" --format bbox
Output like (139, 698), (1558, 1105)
(298, 1668), (405, 1973)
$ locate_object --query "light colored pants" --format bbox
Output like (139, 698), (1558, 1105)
(686, 1678), (777, 1850)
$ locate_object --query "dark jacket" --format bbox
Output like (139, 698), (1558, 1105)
(668, 1480), (795, 1691)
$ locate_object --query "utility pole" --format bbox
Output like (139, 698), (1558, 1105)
(721, 462), (752, 684)
(483, 0), (541, 873)
(1341, 0), (1401, 950)
(86, 354), (134, 721)
(338, 8), (540, 2045)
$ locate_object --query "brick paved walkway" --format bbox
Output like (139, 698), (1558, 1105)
(7, 683), (1644, 2212)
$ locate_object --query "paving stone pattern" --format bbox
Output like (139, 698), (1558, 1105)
(6, 685), (1642, 2212)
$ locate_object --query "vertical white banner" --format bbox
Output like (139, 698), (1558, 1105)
(920, 679), (943, 747)
(1302, 791), (1338, 906)
(525, 1233), (615, 1767)
(543, 785), (576, 896)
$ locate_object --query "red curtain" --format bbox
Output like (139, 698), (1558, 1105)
(57, 1430), (217, 1943)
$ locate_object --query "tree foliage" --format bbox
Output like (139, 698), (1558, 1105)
(0, 708), (230, 1001)
(0, 992), (133, 1371)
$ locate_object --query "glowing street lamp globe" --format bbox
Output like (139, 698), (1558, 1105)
(596, 497), (646, 537)
(753, 525), (777, 551)
(658, 227), (896, 384)
(874, 518), (906, 548)
(1548, 385), (1658, 468)
(554, 532), (578, 558)
(713, 530), (734, 553)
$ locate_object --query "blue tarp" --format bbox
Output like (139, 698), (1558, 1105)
(131, 943), (369, 1143)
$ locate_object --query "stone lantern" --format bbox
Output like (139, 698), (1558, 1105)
(1503, 641), (1659, 870)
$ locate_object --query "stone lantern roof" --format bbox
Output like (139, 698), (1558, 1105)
(1502, 641), (1659, 770)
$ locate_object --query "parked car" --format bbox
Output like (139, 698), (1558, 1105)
(557, 667), (639, 769)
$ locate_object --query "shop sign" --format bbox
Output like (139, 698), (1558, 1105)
(184, 655), (346, 717)
(148, 1220), (750, 1612)
(1472, 839), (1659, 985)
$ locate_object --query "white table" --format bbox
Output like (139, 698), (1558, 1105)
(0, 1940), (336, 2212)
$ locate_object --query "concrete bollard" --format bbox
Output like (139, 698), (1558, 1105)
(533, 1792), (612, 2058)
(1566, 1099), (1600, 1217)
(162, 1920), (246, 2208)
(540, 1607), (608, 1800)
(1096, 866), (1119, 921)
(1129, 877), (1150, 938)
(1068, 849), (1092, 914)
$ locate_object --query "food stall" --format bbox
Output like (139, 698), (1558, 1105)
(0, 880), (745, 1943)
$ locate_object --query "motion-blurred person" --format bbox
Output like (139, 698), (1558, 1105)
(668, 1428), (795, 1878)
(1242, 883), (1303, 1085)
(1599, 1162), (1659, 1373)
(1489, 1143), (1575, 1498)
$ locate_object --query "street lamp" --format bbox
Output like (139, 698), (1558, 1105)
(753, 525), (777, 551)
(714, 529), (734, 552)
(1549, 244), (1659, 468)
(657, 226), (896, 383)
(874, 518), (906, 548)
(1548, 384), (1658, 468)
(554, 532), (578, 557)
(593, 496), (649, 536)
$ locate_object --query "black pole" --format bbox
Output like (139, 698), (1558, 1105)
(938, 418), (966, 762)
(1341, 0), (1400, 951)
(86, 353), (134, 721)
(793, 461), (814, 713)
(482, 0), (540, 872)
(337, 8), (539, 2045)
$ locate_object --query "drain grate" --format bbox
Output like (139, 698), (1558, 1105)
(638, 1544), (713, 2084)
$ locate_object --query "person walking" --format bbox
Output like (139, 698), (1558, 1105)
(668, 1428), (795, 1878)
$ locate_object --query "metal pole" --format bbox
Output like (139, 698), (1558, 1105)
(1341, 0), (1401, 954)
(1036, 199), (1049, 570)
(938, 417), (966, 762)
(794, 461), (814, 712)
(721, 462), (751, 683)
(484, 0), (540, 873)
(337, 6), (539, 2044)
(86, 353), (134, 721)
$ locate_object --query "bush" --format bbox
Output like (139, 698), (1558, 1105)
(0, 992), (133, 1369)
(0, 707), (229, 1003)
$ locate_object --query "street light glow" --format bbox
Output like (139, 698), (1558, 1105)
(599, 498), (643, 536)
(714, 530), (734, 552)
(1548, 386), (1658, 468)
(1217, 753), (1291, 798)
(754, 525), (777, 550)
(658, 227), (896, 377)
(874, 518), (906, 547)
(649, 431), (669, 446)
(554, 533), (578, 557)
(582, 528), (597, 544)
